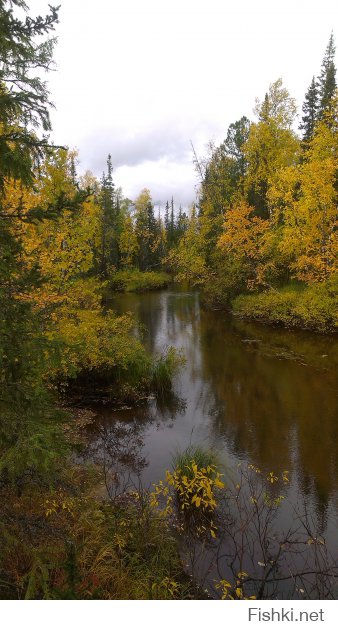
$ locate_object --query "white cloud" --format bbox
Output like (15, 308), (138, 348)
(31, 0), (338, 205)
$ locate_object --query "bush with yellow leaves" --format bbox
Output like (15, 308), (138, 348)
(151, 448), (225, 539)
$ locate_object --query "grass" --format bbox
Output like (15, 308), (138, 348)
(231, 278), (338, 334)
(110, 269), (171, 293)
(0, 465), (195, 600)
(172, 445), (218, 476)
(151, 347), (185, 396)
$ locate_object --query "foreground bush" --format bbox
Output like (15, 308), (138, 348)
(110, 269), (171, 293)
(0, 466), (193, 600)
(232, 279), (338, 333)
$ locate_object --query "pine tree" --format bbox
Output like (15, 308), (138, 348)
(300, 77), (319, 142)
(318, 32), (337, 118)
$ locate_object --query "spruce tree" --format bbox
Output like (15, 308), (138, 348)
(0, 0), (59, 190)
(169, 196), (175, 246)
(300, 76), (319, 142)
(0, 1), (68, 485)
(318, 32), (337, 117)
(99, 154), (120, 275)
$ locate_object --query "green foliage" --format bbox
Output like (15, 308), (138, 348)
(172, 446), (218, 475)
(318, 32), (337, 118)
(232, 279), (338, 333)
(0, 1), (59, 190)
(110, 269), (171, 293)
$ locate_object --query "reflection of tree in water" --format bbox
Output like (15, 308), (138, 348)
(198, 309), (338, 522)
(83, 390), (187, 497)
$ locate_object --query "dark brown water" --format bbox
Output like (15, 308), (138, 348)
(84, 288), (338, 595)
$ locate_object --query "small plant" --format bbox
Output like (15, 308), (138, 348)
(151, 447), (225, 539)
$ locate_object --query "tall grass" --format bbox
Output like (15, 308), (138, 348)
(110, 269), (171, 293)
(151, 347), (185, 396)
(232, 278), (338, 333)
(172, 445), (217, 475)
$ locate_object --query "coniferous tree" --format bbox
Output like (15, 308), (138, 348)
(318, 32), (337, 118)
(99, 154), (119, 275)
(169, 196), (175, 246)
(164, 200), (170, 237)
(300, 76), (319, 142)
(0, 1), (60, 191)
(0, 1), (70, 485)
(135, 189), (161, 270)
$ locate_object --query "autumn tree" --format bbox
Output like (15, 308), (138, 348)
(269, 95), (338, 283)
(134, 188), (161, 270)
(244, 79), (300, 218)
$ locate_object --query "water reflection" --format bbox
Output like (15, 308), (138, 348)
(94, 289), (338, 541)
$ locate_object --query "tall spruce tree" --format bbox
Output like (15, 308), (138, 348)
(300, 76), (319, 142)
(99, 154), (119, 275)
(0, 1), (68, 485)
(318, 32), (337, 117)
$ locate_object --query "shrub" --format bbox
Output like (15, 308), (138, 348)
(151, 446), (225, 539)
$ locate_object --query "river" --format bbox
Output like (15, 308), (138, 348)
(83, 287), (338, 597)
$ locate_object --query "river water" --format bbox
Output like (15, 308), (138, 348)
(84, 288), (338, 597)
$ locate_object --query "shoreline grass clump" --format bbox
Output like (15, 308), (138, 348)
(110, 269), (171, 293)
(151, 347), (185, 396)
(231, 278), (338, 334)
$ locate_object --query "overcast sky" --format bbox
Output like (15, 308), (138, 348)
(33, 0), (338, 208)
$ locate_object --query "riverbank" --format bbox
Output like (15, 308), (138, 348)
(231, 280), (338, 334)
(109, 269), (171, 293)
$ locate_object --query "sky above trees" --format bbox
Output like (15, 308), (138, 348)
(32, 0), (338, 207)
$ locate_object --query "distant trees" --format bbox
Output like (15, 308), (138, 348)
(300, 33), (337, 143)
(168, 35), (338, 312)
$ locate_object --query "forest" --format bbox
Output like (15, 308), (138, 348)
(1, 0), (338, 601)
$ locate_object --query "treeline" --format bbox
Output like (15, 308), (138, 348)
(73, 153), (188, 276)
(169, 35), (338, 332)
